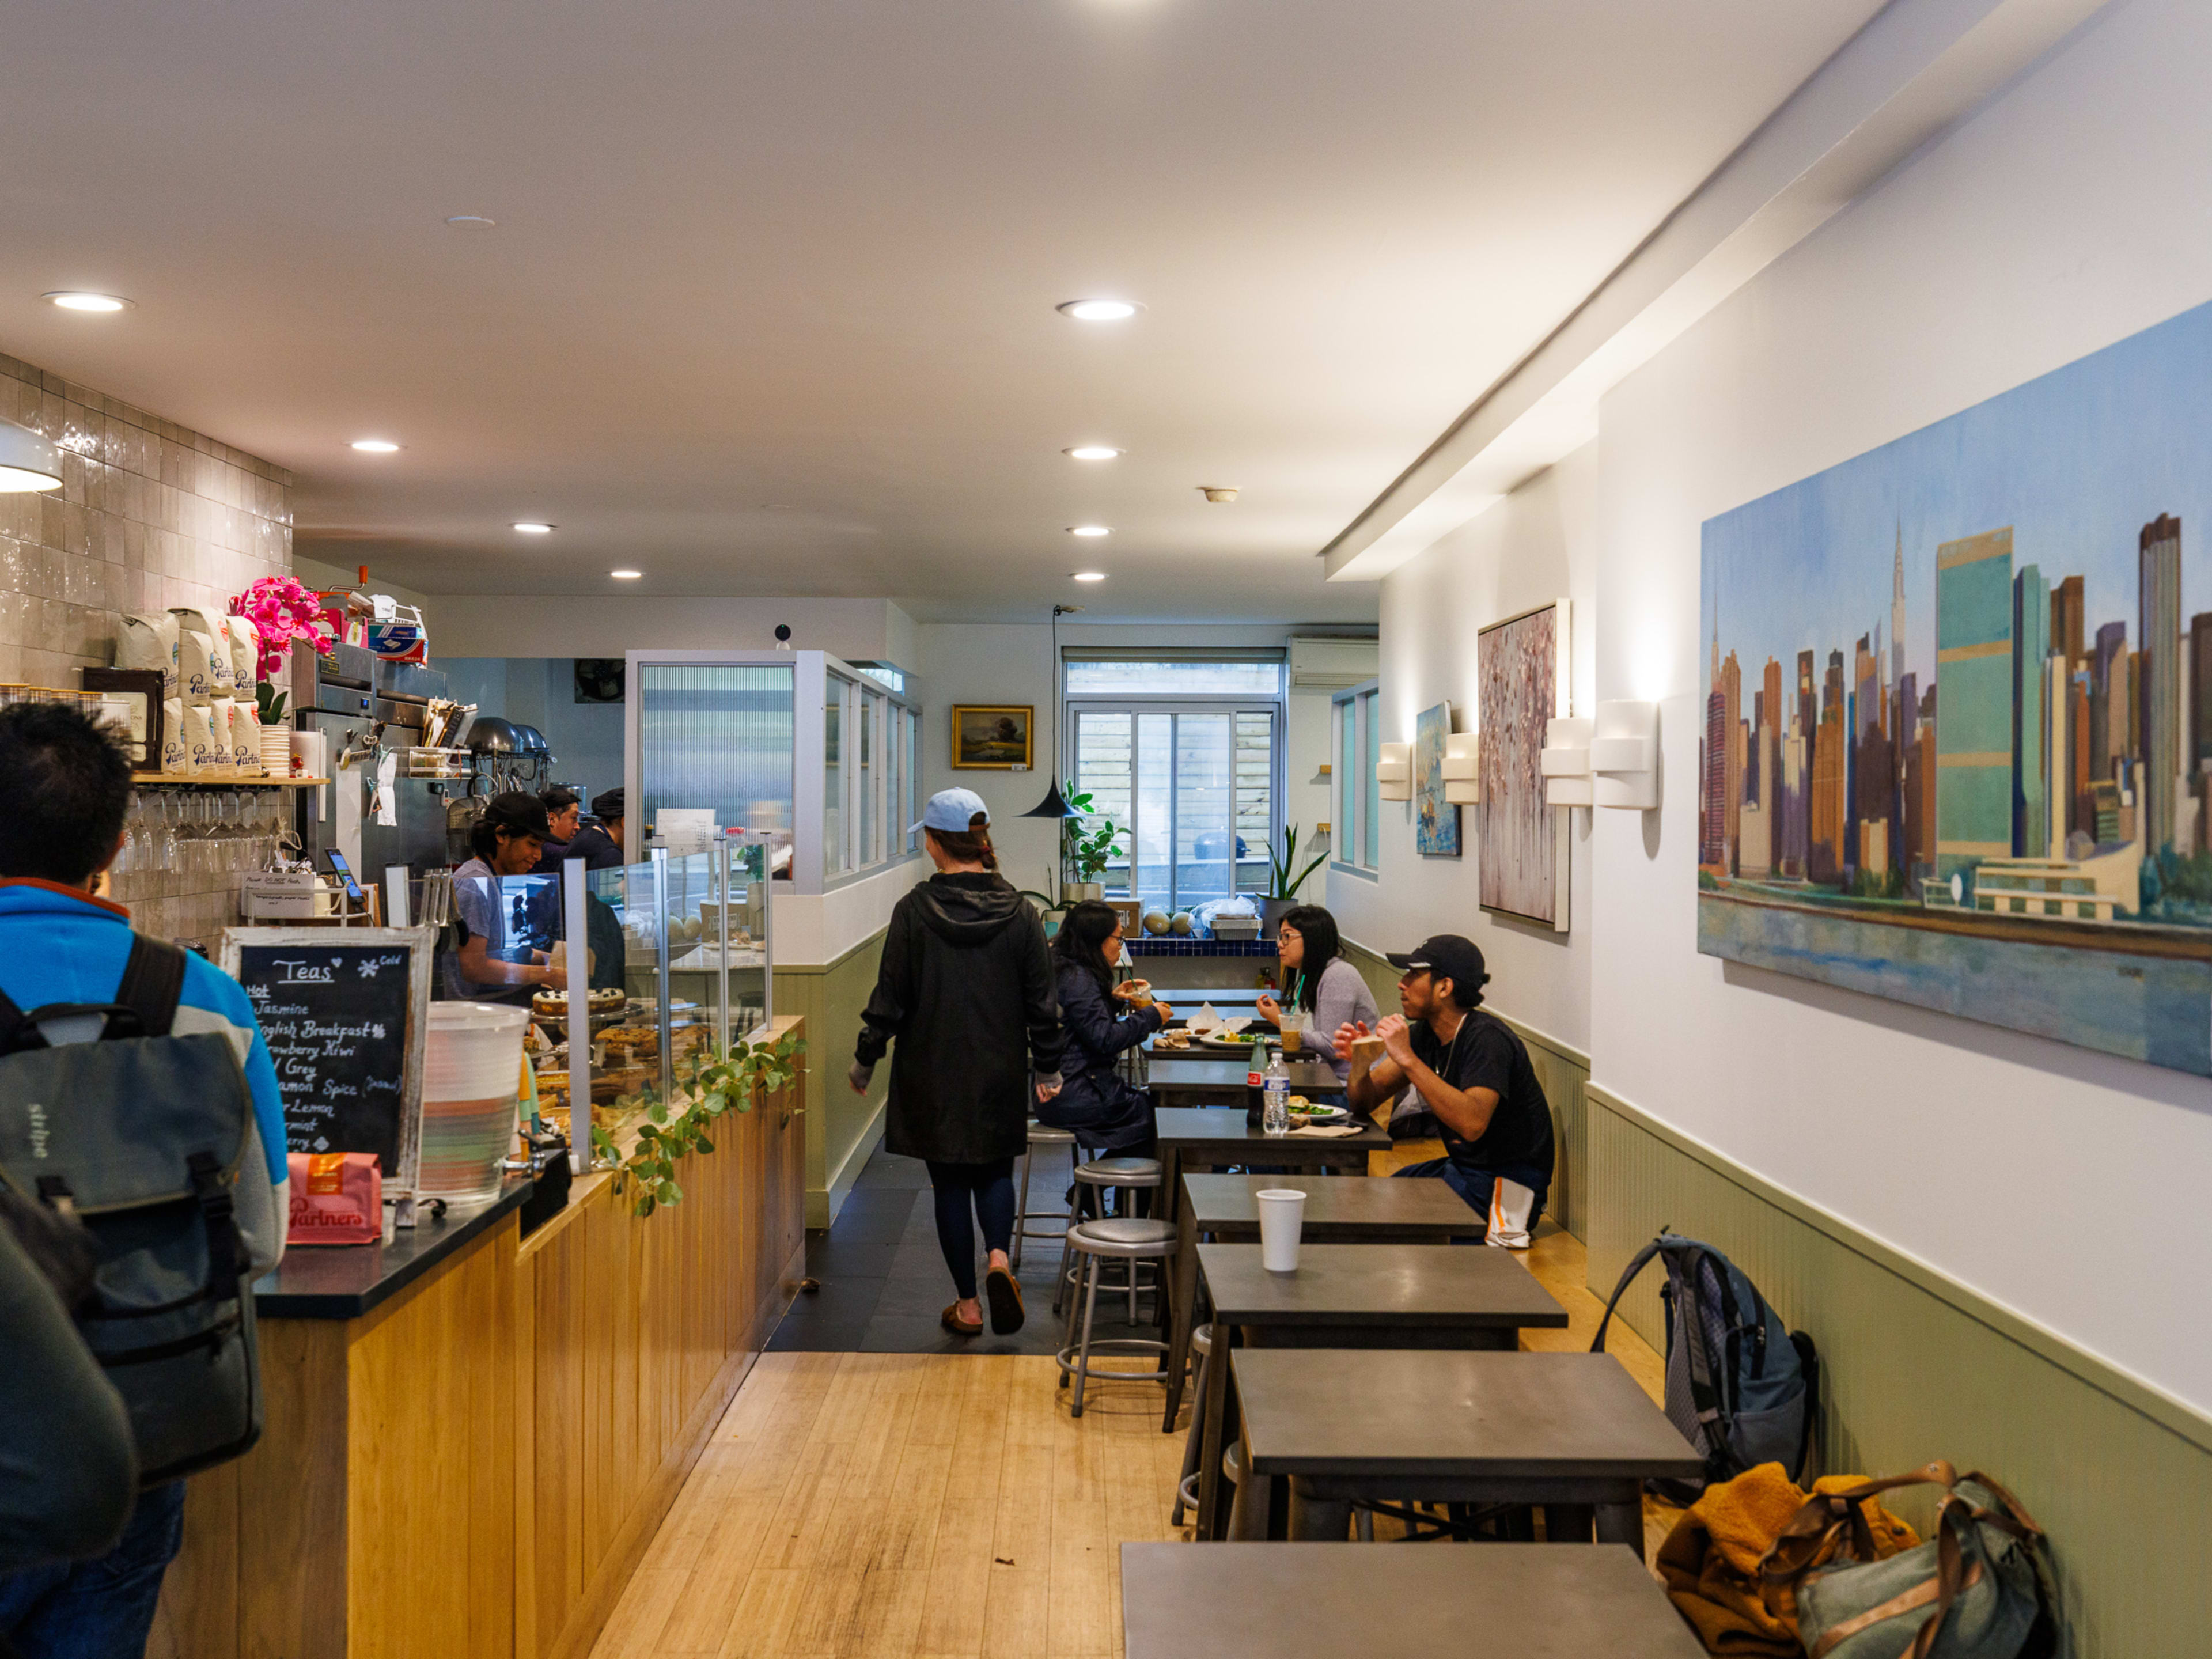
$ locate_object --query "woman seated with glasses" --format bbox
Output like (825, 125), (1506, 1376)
(1041, 900), (1167, 1163)
(1254, 904), (1378, 1089)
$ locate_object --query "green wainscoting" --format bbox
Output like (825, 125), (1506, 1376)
(1587, 1083), (2211, 1658)
(775, 929), (891, 1227)
(1340, 939), (1590, 1239)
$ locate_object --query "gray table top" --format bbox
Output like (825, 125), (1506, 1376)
(1120, 1542), (1710, 1658)
(1232, 1349), (1705, 1479)
(1199, 1243), (1569, 1329)
(1154, 1105), (1389, 1152)
(1181, 1173), (1486, 1238)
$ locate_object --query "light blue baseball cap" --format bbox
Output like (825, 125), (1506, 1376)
(912, 786), (990, 834)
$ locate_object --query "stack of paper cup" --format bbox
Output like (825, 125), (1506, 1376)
(418, 1002), (528, 1202)
(1256, 1188), (1307, 1272)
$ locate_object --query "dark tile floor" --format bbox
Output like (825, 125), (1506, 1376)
(768, 1141), (1164, 1356)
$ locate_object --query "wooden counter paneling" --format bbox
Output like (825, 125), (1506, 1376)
(153, 1016), (808, 1659)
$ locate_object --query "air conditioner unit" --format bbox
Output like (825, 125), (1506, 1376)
(1290, 637), (1379, 690)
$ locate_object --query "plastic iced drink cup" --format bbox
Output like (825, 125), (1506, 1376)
(1256, 1187), (1306, 1272)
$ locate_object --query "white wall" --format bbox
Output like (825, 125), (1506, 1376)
(1590, 0), (2212, 1410)
(1331, 446), (1599, 1052)
(419, 594), (913, 664)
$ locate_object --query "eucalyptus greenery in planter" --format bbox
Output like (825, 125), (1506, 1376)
(1059, 780), (1128, 901)
(1260, 823), (1330, 937)
(589, 1027), (806, 1218)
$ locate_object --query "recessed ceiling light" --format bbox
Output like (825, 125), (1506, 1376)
(1068, 525), (1111, 537)
(350, 439), (401, 453)
(609, 569), (642, 580)
(1065, 446), (1123, 461)
(0, 422), (64, 493)
(444, 215), (498, 229)
(1057, 298), (1141, 322)
(512, 522), (555, 534)
(1072, 571), (1107, 582)
(43, 291), (131, 312)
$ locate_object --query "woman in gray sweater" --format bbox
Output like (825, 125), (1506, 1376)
(1254, 905), (1378, 1085)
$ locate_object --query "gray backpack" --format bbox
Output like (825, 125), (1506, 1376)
(0, 937), (263, 1485)
(1593, 1230), (1819, 1497)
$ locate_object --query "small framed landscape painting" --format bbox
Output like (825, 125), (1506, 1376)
(952, 705), (1033, 770)
(1415, 700), (1459, 857)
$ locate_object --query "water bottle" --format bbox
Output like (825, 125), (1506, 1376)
(1262, 1045), (1291, 1137)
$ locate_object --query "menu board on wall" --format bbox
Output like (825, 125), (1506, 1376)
(220, 926), (435, 1191)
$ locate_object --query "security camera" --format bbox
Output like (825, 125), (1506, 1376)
(774, 623), (792, 649)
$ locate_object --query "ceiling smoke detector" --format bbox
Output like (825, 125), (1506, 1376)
(1198, 486), (1240, 504)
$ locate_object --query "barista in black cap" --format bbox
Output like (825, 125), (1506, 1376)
(562, 789), (626, 871)
(1335, 933), (1554, 1229)
(446, 791), (557, 1002)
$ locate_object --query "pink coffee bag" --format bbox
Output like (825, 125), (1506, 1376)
(286, 1151), (382, 1246)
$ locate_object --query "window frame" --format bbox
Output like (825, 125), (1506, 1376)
(1063, 649), (1288, 910)
(1330, 676), (1381, 881)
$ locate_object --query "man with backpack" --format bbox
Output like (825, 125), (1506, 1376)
(0, 702), (288, 1659)
(1334, 934), (1555, 1237)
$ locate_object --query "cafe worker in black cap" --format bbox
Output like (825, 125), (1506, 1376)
(446, 791), (559, 1003)
(1334, 934), (1555, 1234)
(563, 788), (627, 871)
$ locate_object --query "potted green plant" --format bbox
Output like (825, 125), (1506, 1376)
(1059, 781), (1127, 904)
(1260, 823), (1328, 938)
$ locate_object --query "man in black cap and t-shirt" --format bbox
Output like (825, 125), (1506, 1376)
(1335, 934), (1555, 1233)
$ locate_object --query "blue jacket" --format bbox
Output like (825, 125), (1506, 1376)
(0, 881), (289, 1271)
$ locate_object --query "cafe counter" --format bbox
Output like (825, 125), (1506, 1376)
(150, 1014), (810, 1659)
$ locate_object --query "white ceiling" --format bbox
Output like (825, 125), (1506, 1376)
(0, 0), (1885, 623)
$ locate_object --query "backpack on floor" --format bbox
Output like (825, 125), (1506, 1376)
(1592, 1230), (1817, 1497)
(0, 936), (263, 1485)
(1759, 1461), (2057, 1659)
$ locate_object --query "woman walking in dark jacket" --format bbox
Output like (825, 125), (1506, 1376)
(1042, 901), (1168, 1161)
(851, 790), (1065, 1338)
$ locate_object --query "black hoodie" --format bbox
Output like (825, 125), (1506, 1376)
(857, 872), (1066, 1164)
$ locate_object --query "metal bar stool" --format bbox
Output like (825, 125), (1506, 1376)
(1171, 1323), (1213, 1524)
(1012, 1121), (1077, 1271)
(1057, 1156), (1163, 1319)
(1055, 1216), (1176, 1418)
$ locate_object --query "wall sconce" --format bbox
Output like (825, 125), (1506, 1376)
(1441, 732), (1479, 804)
(1377, 741), (1411, 801)
(1540, 717), (1592, 807)
(1591, 699), (1660, 809)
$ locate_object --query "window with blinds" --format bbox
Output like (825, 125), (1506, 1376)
(1065, 651), (1284, 911)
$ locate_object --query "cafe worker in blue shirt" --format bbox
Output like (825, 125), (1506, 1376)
(1335, 933), (1555, 1233)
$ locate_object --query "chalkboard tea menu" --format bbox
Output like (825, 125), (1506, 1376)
(221, 926), (435, 1194)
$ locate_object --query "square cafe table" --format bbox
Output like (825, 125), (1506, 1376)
(1231, 1349), (1703, 1547)
(1161, 1175), (1492, 1430)
(1191, 1244), (1568, 1537)
(1122, 1541), (1710, 1659)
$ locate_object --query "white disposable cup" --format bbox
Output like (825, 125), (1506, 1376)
(1256, 1188), (1307, 1272)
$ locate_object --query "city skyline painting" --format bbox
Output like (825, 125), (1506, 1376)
(1478, 601), (1569, 931)
(1415, 700), (1460, 858)
(1699, 296), (2212, 1077)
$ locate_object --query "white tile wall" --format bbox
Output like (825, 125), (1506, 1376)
(0, 350), (294, 942)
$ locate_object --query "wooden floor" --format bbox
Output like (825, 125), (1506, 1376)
(590, 1226), (1670, 1659)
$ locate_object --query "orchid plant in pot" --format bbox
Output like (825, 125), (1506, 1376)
(1059, 780), (1127, 903)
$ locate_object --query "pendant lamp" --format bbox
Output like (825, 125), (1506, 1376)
(1022, 604), (1082, 819)
(0, 422), (64, 493)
